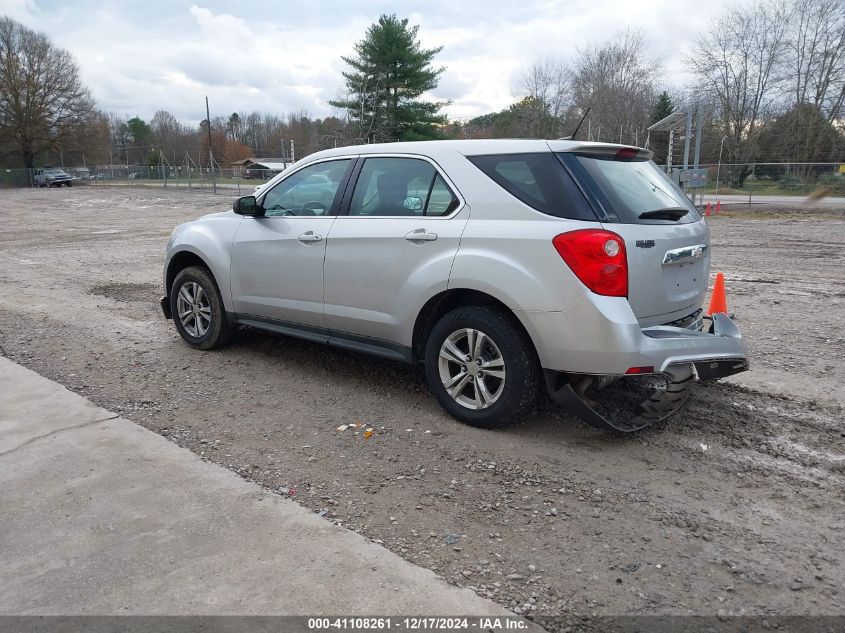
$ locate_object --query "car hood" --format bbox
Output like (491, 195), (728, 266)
(199, 210), (238, 221)
(172, 210), (237, 234)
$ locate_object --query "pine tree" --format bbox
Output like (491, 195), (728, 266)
(651, 91), (674, 123)
(649, 91), (675, 160)
(330, 15), (447, 143)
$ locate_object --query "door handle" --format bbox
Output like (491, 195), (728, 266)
(297, 231), (322, 243)
(405, 229), (438, 242)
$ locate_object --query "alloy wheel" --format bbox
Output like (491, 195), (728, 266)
(176, 281), (211, 338)
(437, 328), (506, 410)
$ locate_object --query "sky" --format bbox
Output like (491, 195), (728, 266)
(1, 0), (737, 125)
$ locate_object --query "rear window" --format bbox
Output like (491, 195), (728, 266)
(563, 154), (701, 224)
(467, 153), (597, 221)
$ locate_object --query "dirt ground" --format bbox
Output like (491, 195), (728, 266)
(0, 187), (842, 622)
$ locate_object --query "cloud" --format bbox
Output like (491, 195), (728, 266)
(5, 0), (738, 123)
(0, 0), (38, 22)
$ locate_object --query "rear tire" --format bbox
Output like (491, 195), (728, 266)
(170, 266), (234, 350)
(424, 305), (541, 429)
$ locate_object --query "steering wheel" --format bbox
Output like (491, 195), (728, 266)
(301, 200), (328, 216)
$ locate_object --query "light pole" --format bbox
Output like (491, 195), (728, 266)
(715, 135), (728, 195)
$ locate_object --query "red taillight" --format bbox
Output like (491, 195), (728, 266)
(615, 147), (640, 161)
(552, 229), (628, 297)
(625, 366), (655, 375)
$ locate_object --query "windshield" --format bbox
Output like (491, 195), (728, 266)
(45, 168), (66, 175)
(564, 154), (700, 224)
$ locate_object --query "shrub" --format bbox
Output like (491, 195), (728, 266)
(778, 174), (802, 192)
(817, 172), (845, 193)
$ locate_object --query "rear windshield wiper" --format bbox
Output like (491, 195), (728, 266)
(638, 207), (690, 220)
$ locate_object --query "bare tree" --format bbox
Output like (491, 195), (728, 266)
(789, 0), (845, 119)
(686, 1), (789, 170)
(0, 17), (95, 168)
(517, 58), (572, 137)
(571, 30), (659, 145)
(781, 0), (845, 162)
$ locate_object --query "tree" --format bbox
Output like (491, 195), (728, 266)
(125, 116), (151, 144)
(757, 103), (845, 162)
(330, 14), (446, 143)
(571, 30), (659, 146)
(651, 91), (674, 123)
(226, 112), (241, 141)
(518, 58), (571, 137)
(686, 1), (789, 177)
(121, 116), (152, 164)
(0, 17), (95, 168)
(783, 0), (845, 164)
(200, 119), (253, 165)
(788, 0), (845, 118)
(649, 91), (675, 161)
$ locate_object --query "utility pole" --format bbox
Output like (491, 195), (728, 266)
(206, 96), (216, 194)
(693, 104), (703, 170)
(290, 139), (295, 164)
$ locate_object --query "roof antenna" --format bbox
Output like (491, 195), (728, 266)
(559, 107), (591, 140)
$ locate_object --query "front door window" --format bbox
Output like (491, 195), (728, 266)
(261, 160), (352, 217)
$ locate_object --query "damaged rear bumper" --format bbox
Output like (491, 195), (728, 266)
(541, 312), (749, 433)
(640, 312), (749, 380)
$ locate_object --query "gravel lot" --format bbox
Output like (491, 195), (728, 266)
(0, 187), (843, 622)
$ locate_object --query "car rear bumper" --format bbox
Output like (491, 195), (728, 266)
(515, 293), (749, 379)
(640, 312), (749, 379)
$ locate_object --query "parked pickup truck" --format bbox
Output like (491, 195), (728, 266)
(34, 167), (73, 187)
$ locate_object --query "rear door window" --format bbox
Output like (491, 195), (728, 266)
(347, 157), (459, 217)
(425, 175), (459, 216)
(467, 153), (597, 221)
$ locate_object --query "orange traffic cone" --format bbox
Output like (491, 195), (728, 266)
(704, 202), (711, 217)
(707, 272), (728, 316)
(715, 200), (721, 214)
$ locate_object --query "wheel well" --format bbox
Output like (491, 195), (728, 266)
(166, 251), (211, 295)
(411, 289), (536, 362)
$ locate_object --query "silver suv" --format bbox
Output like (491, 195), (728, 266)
(161, 140), (748, 432)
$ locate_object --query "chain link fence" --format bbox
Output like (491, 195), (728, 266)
(0, 165), (277, 194)
(690, 162), (845, 202)
(3, 162), (844, 203)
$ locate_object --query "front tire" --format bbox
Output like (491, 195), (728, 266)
(170, 266), (234, 350)
(424, 305), (541, 429)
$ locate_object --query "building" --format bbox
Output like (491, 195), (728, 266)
(241, 158), (287, 180)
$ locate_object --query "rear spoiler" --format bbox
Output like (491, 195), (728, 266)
(557, 144), (654, 161)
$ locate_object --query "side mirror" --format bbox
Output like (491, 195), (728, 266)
(233, 195), (262, 216)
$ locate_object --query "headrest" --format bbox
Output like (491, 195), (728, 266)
(377, 173), (407, 200)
